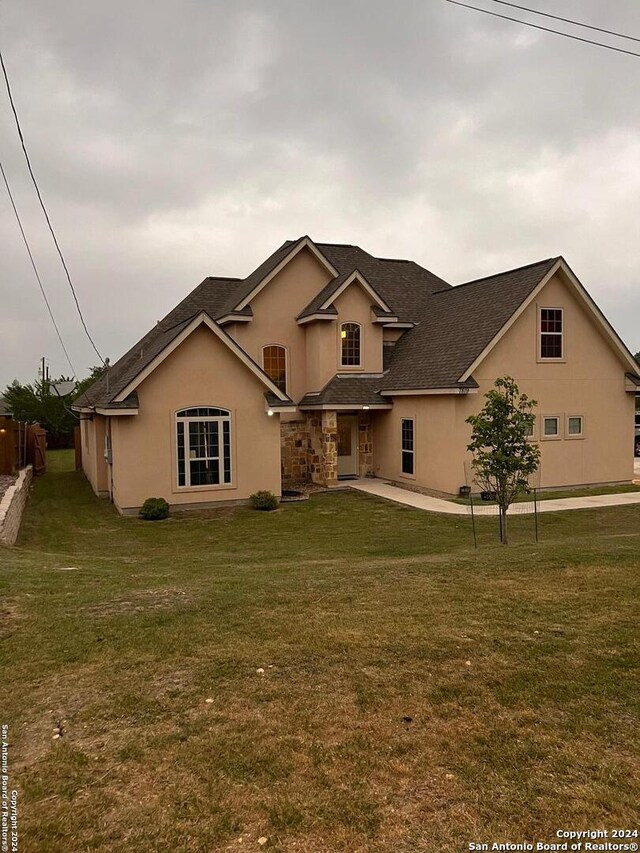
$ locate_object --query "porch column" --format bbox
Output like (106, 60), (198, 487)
(321, 411), (338, 486)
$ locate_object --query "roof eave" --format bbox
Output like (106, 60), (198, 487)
(296, 311), (338, 325)
(298, 402), (393, 411)
(380, 386), (479, 397)
(217, 313), (253, 325)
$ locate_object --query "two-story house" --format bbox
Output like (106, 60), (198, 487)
(74, 236), (640, 514)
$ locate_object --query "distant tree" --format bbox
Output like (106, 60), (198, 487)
(466, 376), (541, 545)
(3, 366), (105, 447)
(73, 366), (105, 401)
(635, 350), (640, 366)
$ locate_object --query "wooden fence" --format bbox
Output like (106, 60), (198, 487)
(0, 418), (46, 476)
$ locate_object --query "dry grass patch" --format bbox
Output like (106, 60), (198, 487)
(84, 586), (193, 617)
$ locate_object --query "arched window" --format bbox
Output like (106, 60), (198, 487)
(340, 323), (361, 367)
(262, 345), (287, 392)
(176, 407), (231, 487)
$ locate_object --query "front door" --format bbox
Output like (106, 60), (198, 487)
(337, 415), (358, 478)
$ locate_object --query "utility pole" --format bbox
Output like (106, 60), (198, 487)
(39, 356), (50, 398)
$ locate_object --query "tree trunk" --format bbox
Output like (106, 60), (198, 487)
(500, 506), (508, 545)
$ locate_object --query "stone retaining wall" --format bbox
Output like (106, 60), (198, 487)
(0, 465), (33, 545)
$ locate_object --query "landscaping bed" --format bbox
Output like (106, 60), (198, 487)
(0, 473), (17, 503)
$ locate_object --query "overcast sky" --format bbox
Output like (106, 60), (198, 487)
(1, 0), (639, 387)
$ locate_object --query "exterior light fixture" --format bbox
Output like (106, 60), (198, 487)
(267, 409), (274, 417)
(362, 405), (370, 410)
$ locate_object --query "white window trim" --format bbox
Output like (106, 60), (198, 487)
(339, 321), (363, 369)
(400, 417), (416, 479)
(566, 414), (585, 439)
(175, 408), (233, 490)
(261, 343), (289, 396)
(538, 307), (565, 362)
(541, 414), (562, 440)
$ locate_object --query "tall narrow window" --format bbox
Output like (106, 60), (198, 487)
(262, 345), (287, 392)
(401, 418), (414, 476)
(176, 408), (232, 487)
(340, 323), (361, 366)
(540, 308), (563, 359)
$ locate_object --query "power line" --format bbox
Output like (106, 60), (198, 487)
(0, 158), (77, 378)
(0, 48), (106, 365)
(446, 0), (640, 58)
(489, 1), (640, 44)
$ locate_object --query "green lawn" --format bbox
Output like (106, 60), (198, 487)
(1, 450), (639, 852)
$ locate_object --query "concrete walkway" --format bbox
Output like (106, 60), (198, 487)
(349, 477), (640, 516)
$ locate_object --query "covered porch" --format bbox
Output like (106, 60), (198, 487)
(280, 375), (392, 488)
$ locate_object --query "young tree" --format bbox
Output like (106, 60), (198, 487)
(466, 376), (541, 545)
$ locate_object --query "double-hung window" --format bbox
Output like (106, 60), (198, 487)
(401, 418), (415, 476)
(540, 308), (563, 359)
(176, 408), (231, 487)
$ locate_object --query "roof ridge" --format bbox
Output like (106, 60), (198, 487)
(314, 241), (357, 248)
(450, 257), (559, 291)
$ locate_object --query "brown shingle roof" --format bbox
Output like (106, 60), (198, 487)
(381, 257), (560, 391)
(75, 238), (449, 409)
(297, 244), (450, 322)
(299, 375), (390, 408)
(74, 238), (560, 409)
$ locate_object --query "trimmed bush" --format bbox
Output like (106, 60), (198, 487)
(139, 497), (170, 521)
(250, 490), (279, 511)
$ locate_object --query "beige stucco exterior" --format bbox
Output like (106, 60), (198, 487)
(80, 248), (637, 512)
(374, 270), (636, 494)
(231, 247), (331, 420)
(89, 324), (282, 513)
(80, 414), (109, 497)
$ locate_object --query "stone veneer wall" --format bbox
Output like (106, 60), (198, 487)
(0, 465), (33, 545)
(280, 421), (310, 486)
(306, 415), (323, 485)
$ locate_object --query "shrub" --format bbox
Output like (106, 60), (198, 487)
(250, 490), (279, 511)
(139, 497), (170, 521)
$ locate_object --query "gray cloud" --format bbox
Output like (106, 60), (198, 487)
(1, 0), (639, 385)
